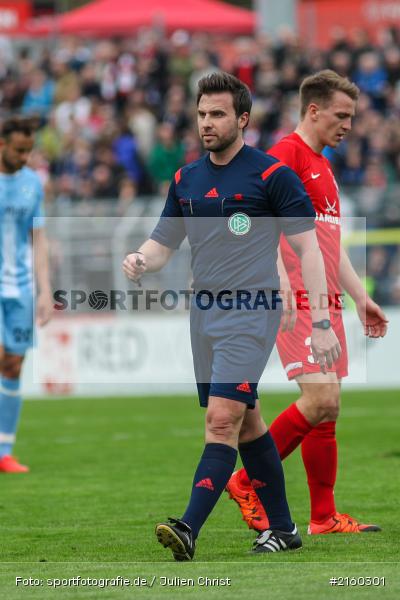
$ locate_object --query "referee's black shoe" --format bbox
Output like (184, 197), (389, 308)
(155, 518), (195, 561)
(252, 525), (302, 553)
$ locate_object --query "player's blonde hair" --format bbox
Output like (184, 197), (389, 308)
(299, 70), (359, 118)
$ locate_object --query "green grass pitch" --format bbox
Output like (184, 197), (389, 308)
(0, 389), (399, 599)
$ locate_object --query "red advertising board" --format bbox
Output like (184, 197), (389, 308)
(0, 1), (32, 34)
(298, 0), (400, 48)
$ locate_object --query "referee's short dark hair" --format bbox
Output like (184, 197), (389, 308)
(1, 116), (35, 139)
(197, 72), (252, 118)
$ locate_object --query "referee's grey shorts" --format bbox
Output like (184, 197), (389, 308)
(190, 290), (282, 408)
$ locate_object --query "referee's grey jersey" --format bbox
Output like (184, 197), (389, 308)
(151, 145), (316, 292)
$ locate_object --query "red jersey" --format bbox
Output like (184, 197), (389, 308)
(269, 132), (342, 307)
(269, 132), (348, 380)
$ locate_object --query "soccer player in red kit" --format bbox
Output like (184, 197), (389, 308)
(227, 70), (388, 535)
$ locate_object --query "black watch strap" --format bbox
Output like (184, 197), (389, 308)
(312, 319), (331, 330)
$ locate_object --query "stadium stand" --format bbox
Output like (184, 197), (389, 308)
(1, 27), (399, 304)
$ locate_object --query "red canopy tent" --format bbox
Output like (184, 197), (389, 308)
(28, 0), (255, 36)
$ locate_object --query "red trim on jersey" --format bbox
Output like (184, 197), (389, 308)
(261, 161), (284, 181)
(174, 168), (182, 184)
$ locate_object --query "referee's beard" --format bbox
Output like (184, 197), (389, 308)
(202, 130), (240, 154)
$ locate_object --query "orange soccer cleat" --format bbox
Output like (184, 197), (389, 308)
(0, 455), (29, 473)
(308, 512), (381, 534)
(226, 470), (269, 532)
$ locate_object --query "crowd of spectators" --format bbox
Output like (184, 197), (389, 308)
(0, 25), (399, 303)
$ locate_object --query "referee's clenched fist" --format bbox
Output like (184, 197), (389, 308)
(123, 253), (146, 283)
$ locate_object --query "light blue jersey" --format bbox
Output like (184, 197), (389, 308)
(0, 166), (45, 458)
(0, 166), (44, 299)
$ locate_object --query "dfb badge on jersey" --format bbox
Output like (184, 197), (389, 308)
(228, 213), (251, 236)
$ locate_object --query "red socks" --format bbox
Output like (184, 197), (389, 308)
(301, 421), (337, 522)
(269, 402), (313, 459)
(235, 405), (338, 523)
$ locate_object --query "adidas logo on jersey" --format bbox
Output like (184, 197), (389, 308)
(205, 187), (219, 198)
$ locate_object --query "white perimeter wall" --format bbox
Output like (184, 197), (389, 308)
(22, 309), (400, 397)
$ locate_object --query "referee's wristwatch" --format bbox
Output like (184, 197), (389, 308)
(312, 319), (331, 330)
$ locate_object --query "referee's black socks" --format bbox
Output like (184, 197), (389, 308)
(239, 431), (293, 532)
(182, 443), (237, 539)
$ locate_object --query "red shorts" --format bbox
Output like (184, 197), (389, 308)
(276, 311), (348, 380)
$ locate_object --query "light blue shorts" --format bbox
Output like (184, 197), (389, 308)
(0, 294), (34, 356)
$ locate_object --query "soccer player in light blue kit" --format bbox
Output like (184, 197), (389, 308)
(0, 117), (52, 473)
